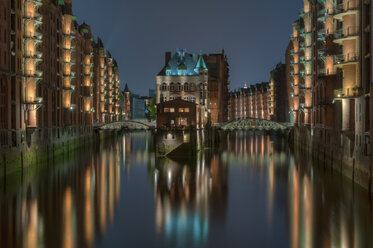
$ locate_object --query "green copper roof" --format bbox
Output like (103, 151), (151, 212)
(178, 62), (187, 70)
(196, 56), (207, 70)
(82, 28), (88, 34)
(58, 0), (64, 5)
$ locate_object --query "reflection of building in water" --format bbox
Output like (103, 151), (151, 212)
(121, 131), (154, 176)
(286, 152), (373, 248)
(151, 152), (228, 247)
(0, 143), (121, 248)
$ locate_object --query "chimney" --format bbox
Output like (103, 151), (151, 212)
(165, 52), (171, 65)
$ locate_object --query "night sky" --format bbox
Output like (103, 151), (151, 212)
(73, 0), (303, 96)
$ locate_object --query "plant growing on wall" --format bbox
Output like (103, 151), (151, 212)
(146, 97), (156, 122)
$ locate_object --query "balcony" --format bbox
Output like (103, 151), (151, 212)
(24, 11), (43, 24)
(25, 0), (43, 7)
(24, 51), (43, 62)
(24, 97), (43, 111)
(333, 26), (359, 44)
(24, 31), (43, 40)
(317, 29), (325, 37)
(63, 72), (76, 78)
(334, 87), (362, 99)
(63, 84), (76, 91)
(334, 53), (359, 67)
(24, 70), (43, 79)
(291, 71), (300, 77)
(318, 9), (326, 18)
(334, 0), (359, 20)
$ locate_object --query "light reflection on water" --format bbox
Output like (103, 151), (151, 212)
(0, 131), (372, 248)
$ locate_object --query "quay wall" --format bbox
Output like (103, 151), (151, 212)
(292, 126), (373, 193)
(0, 127), (118, 183)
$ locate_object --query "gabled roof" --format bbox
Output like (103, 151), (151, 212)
(124, 83), (130, 93)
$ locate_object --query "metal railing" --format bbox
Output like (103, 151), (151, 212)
(334, 0), (359, 15)
(334, 53), (359, 64)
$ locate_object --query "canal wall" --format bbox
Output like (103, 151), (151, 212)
(155, 128), (220, 158)
(0, 127), (119, 182)
(291, 126), (373, 193)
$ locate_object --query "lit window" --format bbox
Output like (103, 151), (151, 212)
(179, 108), (184, 112)
(185, 108), (189, 113)
(170, 108), (175, 113)
(164, 108), (170, 112)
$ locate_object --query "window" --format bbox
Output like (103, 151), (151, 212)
(170, 82), (174, 91)
(190, 83), (194, 91)
(184, 83), (189, 91)
(164, 108), (170, 112)
(161, 83), (167, 91)
(184, 108), (189, 113)
(170, 108), (175, 113)
(177, 83), (181, 92)
(179, 108), (184, 113)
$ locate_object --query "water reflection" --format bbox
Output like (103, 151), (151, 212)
(0, 131), (372, 248)
(0, 139), (122, 248)
(151, 152), (228, 248)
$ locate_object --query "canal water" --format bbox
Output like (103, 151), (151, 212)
(1, 131), (373, 248)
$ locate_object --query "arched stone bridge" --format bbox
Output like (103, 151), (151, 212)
(94, 120), (155, 131)
(218, 119), (289, 131)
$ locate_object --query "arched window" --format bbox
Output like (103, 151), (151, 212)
(184, 83), (189, 92)
(170, 82), (175, 92)
(177, 83), (181, 92)
(189, 83), (194, 91)
(161, 83), (167, 91)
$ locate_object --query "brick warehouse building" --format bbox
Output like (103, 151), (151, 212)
(156, 49), (229, 127)
(288, 0), (371, 156)
(0, 0), (120, 148)
(228, 82), (270, 121)
(203, 51), (230, 124)
(287, 0), (372, 189)
(269, 63), (289, 122)
(156, 49), (209, 129)
(156, 98), (197, 130)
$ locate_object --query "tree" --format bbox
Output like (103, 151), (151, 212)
(146, 97), (156, 122)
